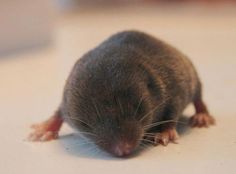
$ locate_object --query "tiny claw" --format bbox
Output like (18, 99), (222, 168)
(145, 129), (179, 146)
(161, 137), (169, 146)
(157, 128), (179, 146)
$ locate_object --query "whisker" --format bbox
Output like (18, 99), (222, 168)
(144, 119), (175, 129)
(74, 135), (94, 142)
(79, 140), (102, 153)
(134, 96), (143, 117)
(143, 132), (159, 135)
(140, 138), (155, 144)
(79, 131), (97, 137)
(91, 148), (101, 157)
(139, 142), (149, 149)
(76, 141), (95, 146)
(139, 96), (170, 122)
(139, 144), (146, 150)
(82, 145), (98, 154)
(144, 120), (187, 130)
(92, 98), (102, 120)
(143, 134), (158, 138)
(66, 139), (95, 148)
(64, 116), (93, 130)
(88, 145), (100, 154)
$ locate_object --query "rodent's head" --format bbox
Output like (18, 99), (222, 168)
(63, 48), (164, 157)
(65, 88), (152, 157)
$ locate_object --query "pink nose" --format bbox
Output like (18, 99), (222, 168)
(112, 142), (134, 157)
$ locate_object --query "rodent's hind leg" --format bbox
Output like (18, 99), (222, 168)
(28, 110), (63, 141)
(189, 98), (215, 128)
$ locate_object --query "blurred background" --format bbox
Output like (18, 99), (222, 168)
(1, 0), (236, 57)
(1, 1), (236, 174)
(1, 0), (235, 96)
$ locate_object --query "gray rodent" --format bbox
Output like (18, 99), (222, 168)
(29, 30), (215, 157)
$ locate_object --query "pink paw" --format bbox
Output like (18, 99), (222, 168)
(189, 113), (215, 128)
(156, 128), (179, 146)
(28, 115), (63, 142)
(145, 129), (179, 146)
(28, 123), (59, 141)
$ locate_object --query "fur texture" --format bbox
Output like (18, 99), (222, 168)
(60, 31), (201, 155)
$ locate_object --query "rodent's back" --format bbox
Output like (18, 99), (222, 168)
(100, 31), (200, 109)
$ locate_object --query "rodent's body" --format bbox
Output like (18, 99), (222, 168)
(29, 31), (215, 157)
(62, 31), (199, 131)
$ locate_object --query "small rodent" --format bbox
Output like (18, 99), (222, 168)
(29, 31), (215, 157)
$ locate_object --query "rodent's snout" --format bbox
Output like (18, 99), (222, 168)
(111, 142), (135, 157)
(94, 120), (143, 157)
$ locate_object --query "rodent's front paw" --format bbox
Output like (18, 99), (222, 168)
(28, 123), (58, 141)
(28, 115), (63, 142)
(144, 128), (179, 146)
(156, 128), (179, 146)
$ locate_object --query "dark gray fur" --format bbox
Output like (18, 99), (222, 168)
(60, 31), (201, 155)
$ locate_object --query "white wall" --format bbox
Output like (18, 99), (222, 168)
(0, 1), (56, 56)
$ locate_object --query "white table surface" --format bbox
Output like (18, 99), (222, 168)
(0, 5), (236, 174)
